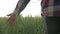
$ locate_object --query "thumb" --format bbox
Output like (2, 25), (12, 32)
(7, 13), (13, 16)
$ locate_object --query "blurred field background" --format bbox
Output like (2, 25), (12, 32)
(0, 16), (45, 34)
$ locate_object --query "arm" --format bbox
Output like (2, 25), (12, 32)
(13, 0), (30, 15)
(7, 0), (30, 25)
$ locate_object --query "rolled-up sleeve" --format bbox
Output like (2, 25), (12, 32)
(13, 0), (30, 15)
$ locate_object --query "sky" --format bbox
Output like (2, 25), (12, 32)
(0, 0), (41, 17)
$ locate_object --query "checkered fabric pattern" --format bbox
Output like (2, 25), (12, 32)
(41, 0), (60, 16)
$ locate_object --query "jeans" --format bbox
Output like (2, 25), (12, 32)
(43, 16), (60, 34)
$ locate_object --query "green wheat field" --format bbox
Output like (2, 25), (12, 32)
(0, 16), (45, 34)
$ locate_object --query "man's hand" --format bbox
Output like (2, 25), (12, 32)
(7, 13), (16, 25)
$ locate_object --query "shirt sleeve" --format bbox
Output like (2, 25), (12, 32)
(13, 0), (30, 15)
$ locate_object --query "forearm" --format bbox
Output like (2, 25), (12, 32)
(13, 0), (30, 15)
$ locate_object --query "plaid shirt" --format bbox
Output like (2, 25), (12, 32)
(41, 0), (60, 16)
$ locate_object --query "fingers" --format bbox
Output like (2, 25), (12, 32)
(7, 15), (15, 25)
(7, 18), (15, 25)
